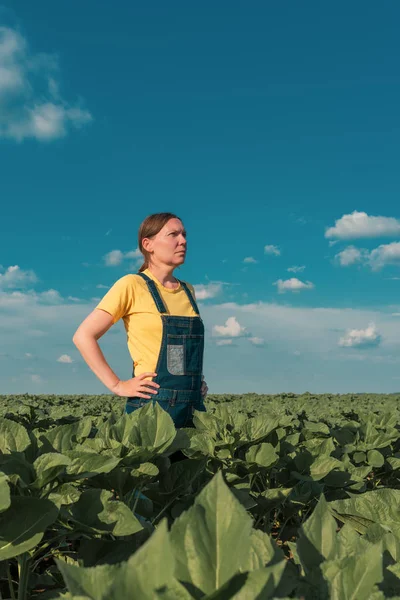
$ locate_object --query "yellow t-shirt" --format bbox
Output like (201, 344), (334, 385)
(95, 268), (198, 377)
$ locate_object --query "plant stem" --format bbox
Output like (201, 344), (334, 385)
(7, 561), (16, 600)
(18, 554), (30, 600)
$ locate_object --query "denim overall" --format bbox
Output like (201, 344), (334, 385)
(125, 272), (205, 428)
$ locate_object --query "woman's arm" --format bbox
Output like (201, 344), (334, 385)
(72, 309), (121, 393)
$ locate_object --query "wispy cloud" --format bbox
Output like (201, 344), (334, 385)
(335, 242), (400, 271)
(325, 211), (400, 240)
(334, 245), (367, 267)
(249, 336), (264, 346)
(264, 244), (281, 256)
(0, 265), (37, 289)
(273, 278), (314, 293)
(369, 242), (400, 271)
(103, 248), (141, 267)
(287, 265), (305, 273)
(57, 354), (73, 363)
(193, 283), (222, 300)
(216, 339), (234, 346)
(243, 257), (258, 264)
(0, 26), (92, 141)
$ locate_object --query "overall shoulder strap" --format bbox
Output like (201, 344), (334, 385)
(136, 272), (168, 314)
(178, 280), (200, 315)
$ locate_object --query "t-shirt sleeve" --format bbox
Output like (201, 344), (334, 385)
(95, 275), (135, 324)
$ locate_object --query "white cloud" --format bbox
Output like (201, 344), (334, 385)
(193, 283), (222, 300)
(368, 242), (400, 271)
(274, 278), (314, 294)
(338, 322), (381, 349)
(0, 26), (92, 142)
(335, 245), (367, 267)
(264, 245), (281, 256)
(243, 257), (258, 264)
(213, 316), (246, 337)
(287, 265), (305, 273)
(57, 354), (73, 363)
(104, 248), (141, 267)
(31, 374), (43, 384)
(96, 284), (110, 289)
(0, 265), (37, 289)
(249, 336), (264, 346)
(40, 289), (64, 304)
(325, 211), (400, 240)
(216, 339), (233, 346)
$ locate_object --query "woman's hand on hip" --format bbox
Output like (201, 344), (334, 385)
(112, 373), (160, 398)
(201, 375), (208, 400)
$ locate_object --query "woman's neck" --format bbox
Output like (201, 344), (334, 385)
(146, 265), (179, 288)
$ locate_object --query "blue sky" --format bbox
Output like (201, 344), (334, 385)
(2, 1), (400, 395)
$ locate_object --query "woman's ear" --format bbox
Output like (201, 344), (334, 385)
(142, 237), (152, 253)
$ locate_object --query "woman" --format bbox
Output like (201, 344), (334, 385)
(72, 212), (208, 428)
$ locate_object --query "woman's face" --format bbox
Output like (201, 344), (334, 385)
(144, 218), (187, 267)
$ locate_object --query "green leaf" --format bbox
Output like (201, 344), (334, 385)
(107, 403), (176, 456)
(57, 520), (191, 600)
(321, 543), (383, 599)
(245, 443), (278, 468)
(353, 451), (366, 464)
(303, 421), (330, 436)
(387, 457), (400, 470)
(309, 456), (344, 481)
(66, 452), (121, 478)
(68, 488), (142, 536)
(0, 473), (10, 513)
(297, 495), (337, 573)
(170, 471), (253, 595)
(184, 432), (216, 458)
(0, 496), (58, 559)
(330, 489), (400, 537)
(0, 418), (30, 453)
(32, 452), (72, 489)
(48, 483), (82, 508)
(367, 450), (385, 468)
(242, 529), (284, 571)
(238, 414), (280, 445)
(39, 418), (92, 453)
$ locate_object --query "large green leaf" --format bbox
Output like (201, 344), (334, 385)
(57, 520), (191, 599)
(108, 402), (176, 452)
(170, 471), (253, 595)
(32, 452), (72, 489)
(68, 488), (142, 536)
(0, 418), (30, 453)
(245, 443), (278, 468)
(297, 495), (337, 573)
(330, 489), (400, 537)
(65, 452), (121, 478)
(0, 452), (35, 487)
(309, 456), (345, 481)
(0, 496), (58, 559)
(321, 542), (383, 599)
(238, 414), (280, 445)
(39, 418), (92, 453)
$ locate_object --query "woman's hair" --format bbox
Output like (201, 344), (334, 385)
(138, 212), (182, 272)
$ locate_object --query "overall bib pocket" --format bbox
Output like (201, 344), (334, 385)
(167, 334), (203, 376)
